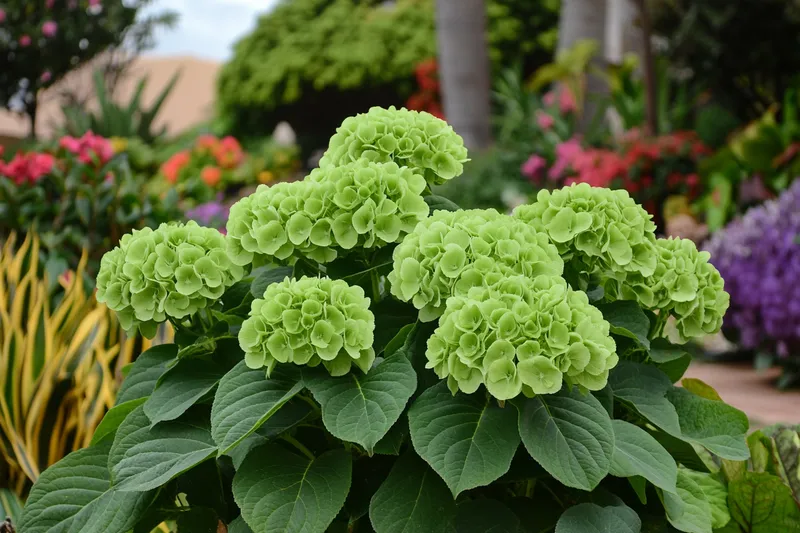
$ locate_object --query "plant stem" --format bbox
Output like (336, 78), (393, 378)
(282, 435), (315, 461)
(370, 270), (382, 303)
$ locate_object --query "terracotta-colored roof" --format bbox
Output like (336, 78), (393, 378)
(0, 55), (221, 140)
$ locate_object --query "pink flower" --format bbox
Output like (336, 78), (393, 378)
(42, 21), (58, 38)
(548, 138), (583, 180)
(521, 155), (546, 182)
(59, 136), (81, 153)
(46, 0), (56, 7)
(543, 91), (556, 107)
(60, 132), (114, 166)
(559, 87), (577, 114)
(536, 111), (555, 130)
(19, 35), (31, 47)
(0, 9), (6, 23)
(40, 71), (52, 83)
(88, 0), (101, 5)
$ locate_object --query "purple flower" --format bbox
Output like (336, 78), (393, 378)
(705, 179), (800, 355)
(185, 195), (229, 233)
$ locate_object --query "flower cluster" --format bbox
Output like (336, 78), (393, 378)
(185, 194), (230, 234)
(705, 181), (800, 352)
(0, 151), (55, 185)
(59, 132), (114, 166)
(95, 221), (243, 337)
(158, 135), (247, 204)
(514, 183), (658, 284)
(239, 277), (375, 377)
(620, 238), (729, 340)
(426, 275), (617, 399)
(388, 209), (563, 321)
(319, 106), (468, 186)
(227, 160), (429, 266)
(406, 59), (444, 119)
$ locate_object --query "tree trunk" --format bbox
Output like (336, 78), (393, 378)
(634, 0), (658, 135)
(435, 0), (492, 150)
(558, 0), (608, 132)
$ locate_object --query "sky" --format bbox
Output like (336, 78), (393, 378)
(143, 0), (280, 61)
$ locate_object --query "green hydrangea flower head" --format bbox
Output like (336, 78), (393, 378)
(239, 276), (376, 377)
(319, 106), (469, 186)
(388, 208), (564, 321)
(514, 183), (658, 283)
(227, 160), (429, 267)
(96, 221), (243, 338)
(426, 275), (618, 400)
(620, 237), (730, 341)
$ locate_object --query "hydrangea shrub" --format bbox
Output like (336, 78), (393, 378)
(20, 108), (777, 533)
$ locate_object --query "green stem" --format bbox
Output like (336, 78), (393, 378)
(282, 435), (315, 461)
(298, 394), (322, 415)
(370, 270), (382, 303)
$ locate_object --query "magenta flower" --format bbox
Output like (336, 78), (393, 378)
(0, 9), (6, 23)
(548, 137), (583, 180)
(42, 21), (58, 38)
(536, 111), (555, 130)
(40, 71), (52, 83)
(46, 0), (55, 7)
(19, 35), (32, 47)
(88, 0), (101, 5)
(521, 155), (546, 182)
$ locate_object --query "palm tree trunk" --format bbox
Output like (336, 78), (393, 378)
(558, 0), (608, 132)
(435, 0), (492, 150)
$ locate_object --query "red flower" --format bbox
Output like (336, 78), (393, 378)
(213, 136), (244, 169)
(201, 166), (222, 187)
(0, 152), (55, 185)
(162, 151), (191, 184)
(59, 132), (113, 166)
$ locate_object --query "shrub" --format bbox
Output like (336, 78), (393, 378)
(0, 133), (180, 276)
(20, 107), (780, 533)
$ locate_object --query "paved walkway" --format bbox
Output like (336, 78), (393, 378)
(685, 362), (800, 427)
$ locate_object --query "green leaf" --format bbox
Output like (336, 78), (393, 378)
(382, 322), (416, 359)
(651, 431), (714, 473)
(608, 361), (681, 436)
(228, 516), (255, 533)
(681, 379), (722, 402)
(596, 301), (651, 349)
(144, 357), (226, 425)
(518, 386), (614, 491)
(250, 265), (293, 298)
(0, 488), (23, 523)
(659, 355), (693, 384)
(222, 280), (254, 312)
(91, 397), (147, 446)
(650, 339), (689, 363)
(666, 388), (749, 460)
(175, 507), (220, 533)
(408, 382), (520, 496)
(226, 400), (314, 469)
(662, 469), (714, 533)
(610, 420), (678, 493)
(211, 361), (304, 454)
(305, 353), (416, 453)
(371, 299), (419, 356)
(454, 499), (523, 533)
(233, 445), (352, 533)
(369, 452), (455, 533)
(19, 441), (155, 533)
(115, 344), (177, 405)
(424, 194), (461, 212)
(555, 503), (642, 533)
(109, 406), (217, 492)
(373, 416), (407, 455)
(681, 470), (731, 529)
(728, 472), (800, 533)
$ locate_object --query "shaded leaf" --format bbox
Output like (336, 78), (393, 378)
(611, 420), (678, 493)
(596, 301), (651, 349)
(115, 344), (177, 405)
(729, 472), (800, 533)
(454, 499), (522, 533)
(250, 265), (293, 298)
(609, 362), (681, 436)
(91, 397), (147, 446)
(144, 357), (226, 425)
(555, 503), (642, 533)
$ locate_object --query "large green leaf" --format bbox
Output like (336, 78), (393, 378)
(369, 452), (455, 533)
(233, 445), (351, 533)
(408, 382), (520, 496)
(666, 388), (749, 460)
(649, 339), (690, 363)
(115, 344), (177, 405)
(728, 472), (800, 533)
(305, 353), (417, 453)
(518, 386), (614, 491)
(19, 441), (155, 533)
(554, 503), (642, 533)
(681, 470), (730, 529)
(596, 301), (651, 349)
(91, 397), (147, 445)
(250, 265), (293, 298)
(424, 194), (461, 212)
(610, 420), (678, 493)
(608, 361), (681, 436)
(661, 469), (713, 533)
(454, 499), (523, 533)
(228, 516), (254, 533)
(109, 406), (217, 492)
(144, 357), (226, 425)
(211, 361), (304, 454)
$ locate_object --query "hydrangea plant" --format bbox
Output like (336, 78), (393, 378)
(319, 106), (469, 186)
(20, 108), (781, 533)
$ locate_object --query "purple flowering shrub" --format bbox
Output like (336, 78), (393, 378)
(184, 194), (230, 234)
(705, 180), (800, 385)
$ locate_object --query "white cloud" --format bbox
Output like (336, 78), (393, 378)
(143, 0), (280, 61)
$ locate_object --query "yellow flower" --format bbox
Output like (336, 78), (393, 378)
(258, 170), (275, 184)
(109, 137), (128, 154)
